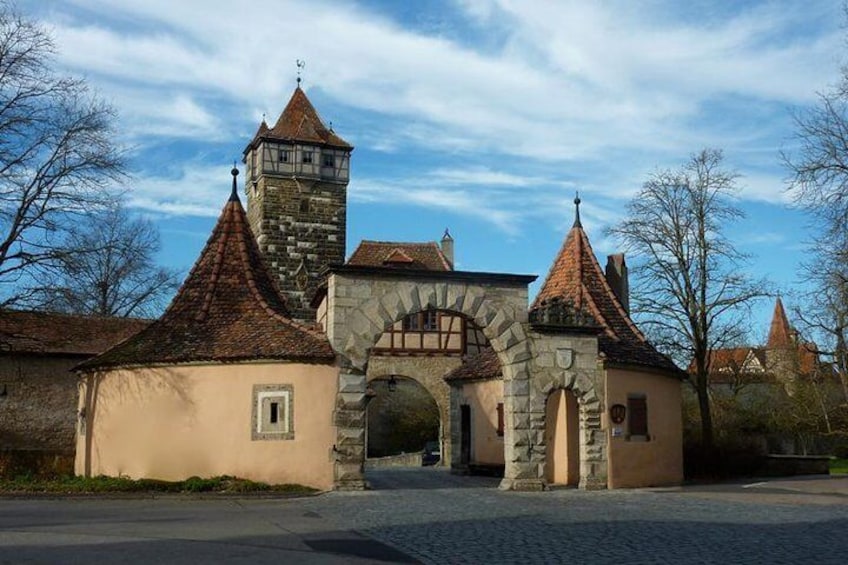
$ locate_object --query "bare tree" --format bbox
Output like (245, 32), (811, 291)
(29, 202), (180, 318)
(608, 149), (768, 451)
(0, 4), (124, 305)
(782, 35), (848, 406)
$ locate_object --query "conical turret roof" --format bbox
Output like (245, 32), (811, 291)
(78, 170), (335, 370)
(532, 200), (678, 373)
(767, 297), (794, 348)
(245, 87), (352, 152)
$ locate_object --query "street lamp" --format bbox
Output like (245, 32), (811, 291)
(387, 375), (398, 393)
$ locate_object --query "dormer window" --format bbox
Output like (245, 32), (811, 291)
(279, 149), (290, 163)
(323, 154), (334, 167)
(302, 151), (313, 164)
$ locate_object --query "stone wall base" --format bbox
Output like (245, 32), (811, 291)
(499, 478), (546, 491)
(334, 479), (370, 491)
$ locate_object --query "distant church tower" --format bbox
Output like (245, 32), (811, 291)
(242, 85), (352, 322)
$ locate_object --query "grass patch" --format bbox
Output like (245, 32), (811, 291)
(0, 474), (317, 495)
(831, 458), (848, 475)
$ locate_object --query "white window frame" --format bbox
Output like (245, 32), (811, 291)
(252, 384), (294, 440)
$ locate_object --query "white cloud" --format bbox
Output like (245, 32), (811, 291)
(22, 0), (842, 237)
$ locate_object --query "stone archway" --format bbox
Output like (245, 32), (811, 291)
(531, 331), (608, 490)
(366, 358), (456, 464)
(324, 269), (536, 490)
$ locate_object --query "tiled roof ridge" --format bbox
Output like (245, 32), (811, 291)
(576, 228), (647, 342)
(534, 225), (646, 342)
(225, 199), (328, 341)
(0, 307), (151, 324)
(348, 240), (451, 271)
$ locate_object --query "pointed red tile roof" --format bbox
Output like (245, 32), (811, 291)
(246, 87), (352, 152)
(347, 241), (452, 271)
(78, 171), (335, 370)
(767, 297), (794, 348)
(531, 204), (678, 374)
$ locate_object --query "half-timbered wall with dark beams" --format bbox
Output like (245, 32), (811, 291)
(372, 310), (489, 356)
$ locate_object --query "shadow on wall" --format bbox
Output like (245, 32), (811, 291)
(79, 365), (195, 478)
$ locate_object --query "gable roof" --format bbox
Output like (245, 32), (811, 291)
(0, 310), (148, 357)
(347, 240), (452, 271)
(246, 86), (352, 152)
(767, 297), (794, 348)
(531, 205), (679, 374)
(78, 170), (335, 371)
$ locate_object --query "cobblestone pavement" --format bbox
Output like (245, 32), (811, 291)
(1, 469), (847, 564)
(295, 468), (848, 564)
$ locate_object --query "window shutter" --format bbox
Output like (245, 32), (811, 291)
(627, 396), (648, 437)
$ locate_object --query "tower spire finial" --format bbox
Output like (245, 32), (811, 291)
(296, 59), (305, 87)
(229, 161), (239, 202)
(573, 192), (582, 228)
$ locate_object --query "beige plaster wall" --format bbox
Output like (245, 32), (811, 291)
(457, 379), (504, 465)
(605, 368), (683, 488)
(75, 362), (338, 490)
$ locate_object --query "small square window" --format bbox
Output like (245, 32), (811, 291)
(323, 154), (334, 167)
(302, 151), (313, 164)
(252, 384), (294, 440)
(279, 149), (290, 163)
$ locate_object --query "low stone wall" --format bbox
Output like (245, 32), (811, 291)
(365, 453), (423, 469)
(0, 449), (75, 478)
(760, 454), (831, 476)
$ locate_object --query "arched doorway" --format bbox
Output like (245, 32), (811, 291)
(545, 389), (580, 486)
(365, 375), (440, 464)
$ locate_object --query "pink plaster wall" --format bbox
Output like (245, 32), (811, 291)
(605, 368), (683, 488)
(75, 362), (338, 490)
(458, 379), (504, 465)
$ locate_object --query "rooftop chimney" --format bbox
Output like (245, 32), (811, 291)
(605, 253), (629, 315)
(441, 228), (454, 270)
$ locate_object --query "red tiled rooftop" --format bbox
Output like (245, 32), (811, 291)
(247, 87), (351, 151)
(532, 211), (679, 374)
(767, 297), (794, 349)
(347, 240), (452, 271)
(0, 310), (149, 356)
(78, 173), (335, 371)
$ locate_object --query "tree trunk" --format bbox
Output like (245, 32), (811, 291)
(696, 372), (713, 450)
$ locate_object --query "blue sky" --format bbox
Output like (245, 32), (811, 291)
(21, 0), (845, 338)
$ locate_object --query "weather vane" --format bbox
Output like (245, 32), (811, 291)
(296, 59), (306, 86)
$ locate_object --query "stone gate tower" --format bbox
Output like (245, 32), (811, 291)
(243, 86), (352, 322)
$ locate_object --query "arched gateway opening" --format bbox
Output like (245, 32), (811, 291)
(365, 376), (440, 463)
(322, 266), (541, 491)
(545, 389), (580, 486)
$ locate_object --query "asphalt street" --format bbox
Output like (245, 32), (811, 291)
(1, 468), (847, 564)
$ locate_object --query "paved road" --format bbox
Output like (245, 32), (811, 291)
(1, 468), (847, 564)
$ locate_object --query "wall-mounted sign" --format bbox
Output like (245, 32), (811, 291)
(609, 403), (626, 424)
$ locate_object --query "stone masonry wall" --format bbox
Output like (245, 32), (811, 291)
(246, 175), (346, 322)
(0, 355), (80, 453)
(527, 332), (607, 489)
